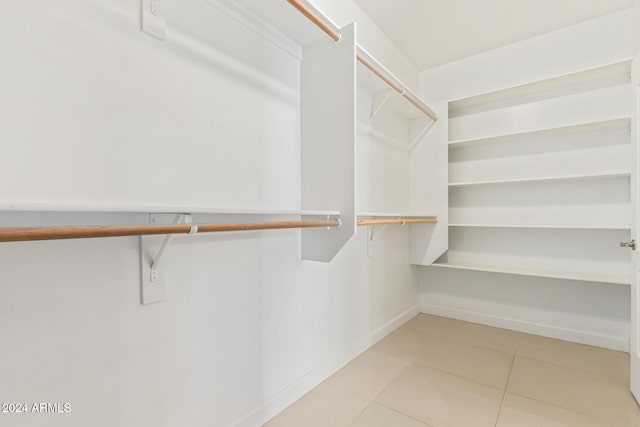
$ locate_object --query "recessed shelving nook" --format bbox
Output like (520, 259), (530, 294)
(435, 58), (633, 285)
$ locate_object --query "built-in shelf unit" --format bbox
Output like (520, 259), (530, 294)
(434, 59), (633, 285)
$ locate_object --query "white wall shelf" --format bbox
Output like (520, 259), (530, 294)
(448, 61), (631, 118)
(430, 262), (631, 285)
(448, 117), (631, 149)
(0, 202), (340, 217)
(358, 211), (437, 218)
(448, 224), (631, 230)
(449, 83), (630, 142)
(449, 172), (630, 188)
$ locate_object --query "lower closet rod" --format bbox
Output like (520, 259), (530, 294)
(0, 217), (438, 243)
(0, 220), (341, 243)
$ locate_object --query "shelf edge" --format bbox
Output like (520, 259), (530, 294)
(429, 262), (631, 285)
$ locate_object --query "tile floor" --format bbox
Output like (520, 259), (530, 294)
(264, 314), (640, 427)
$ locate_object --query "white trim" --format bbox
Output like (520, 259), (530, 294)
(229, 304), (420, 427)
(449, 172), (631, 188)
(448, 117), (631, 148)
(0, 202), (339, 216)
(429, 262), (631, 286)
(358, 212), (437, 218)
(448, 223), (631, 230)
(420, 303), (629, 352)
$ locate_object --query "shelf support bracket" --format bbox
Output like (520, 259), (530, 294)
(141, 0), (166, 40)
(409, 118), (436, 152)
(140, 213), (193, 305)
(150, 214), (192, 282)
(366, 223), (391, 257)
(370, 89), (393, 120)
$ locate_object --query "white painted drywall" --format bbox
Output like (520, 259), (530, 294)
(0, 1), (419, 426)
(635, 0), (640, 54)
(421, 10), (633, 103)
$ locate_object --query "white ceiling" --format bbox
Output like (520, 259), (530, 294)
(353, 0), (632, 70)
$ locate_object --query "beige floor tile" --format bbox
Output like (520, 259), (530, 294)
(370, 327), (426, 362)
(417, 335), (514, 389)
(516, 335), (628, 385)
(264, 382), (369, 427)
(404, 314), (520, 354)
(613, 351), (631, 385)
(496, 393), (607, 427)
(507, 357), (637, 426)
(375, 361), (503, 427)
(616, 404), (640, 427)
(327, 350), (411, 400)
(350, 403), (432, 427)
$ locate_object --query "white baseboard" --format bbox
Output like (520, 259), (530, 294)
(421, 303), (629, 352)
(230, 304), (420, 427)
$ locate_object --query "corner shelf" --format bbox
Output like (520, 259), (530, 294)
(429, 262), (631, 285)
(448, 172), (630, 188)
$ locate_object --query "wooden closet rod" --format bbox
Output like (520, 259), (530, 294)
(287, 0), (341, 41)
(355, 47), (438, 121)
(286, 0), (438, 122)
(357, 218), (437, 226)
(0, 220), (340, 243)
(0, 217), (438, 243)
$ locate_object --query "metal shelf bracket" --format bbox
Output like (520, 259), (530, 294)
(366, 223), (392, 257)
(409, 117), (436, 152)
(140, 213), (194, 304)
(370, 89), (393, 120)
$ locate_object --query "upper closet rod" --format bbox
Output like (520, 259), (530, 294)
(0, 220), (340, 243)
(287, 0), (437, 122)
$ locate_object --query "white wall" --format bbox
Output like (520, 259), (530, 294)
(635, 0), (640, 54)
(0, 1), (420, 426)
(308, 0), (420, 92)
(419, 10), (634, 350)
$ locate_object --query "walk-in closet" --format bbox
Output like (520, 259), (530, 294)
(2, 1), (640, 426)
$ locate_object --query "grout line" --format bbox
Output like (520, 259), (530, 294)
(316, 381), (376, 426)
(338, 362), (420, 425)
(494, 355), (516, 427)
(513, 354), (625, 385)
(402, 327), (517, 357)
(327, 353), (418, 425)
(407, 358), (506, 392)
(504, 356), (632, 424)
(344, 362), (419, 426)
(323, 379), (373, 401)
(385, 406), (436, 426)
(348, 399), (374, 426)
(505, 389), (622, 424)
